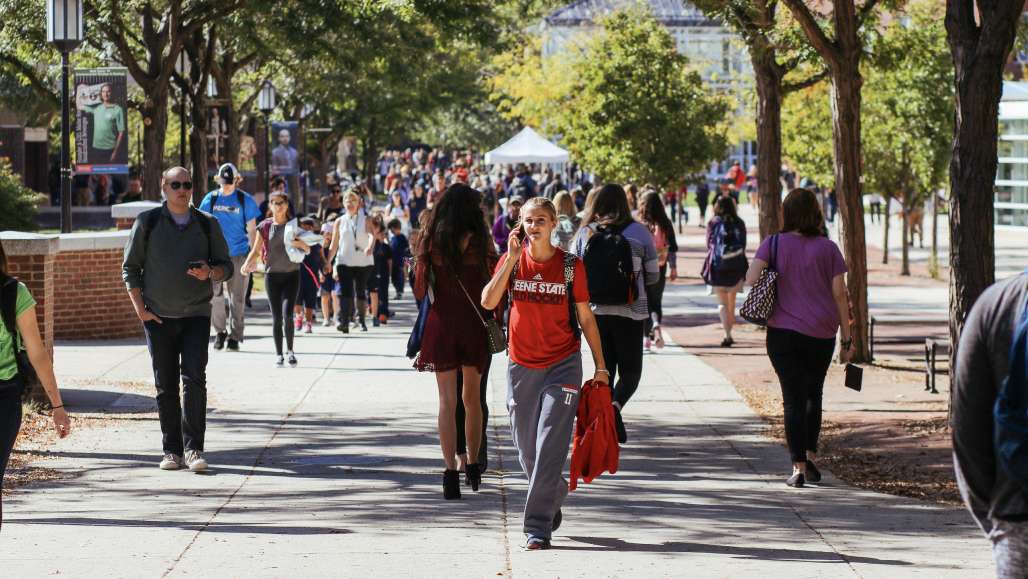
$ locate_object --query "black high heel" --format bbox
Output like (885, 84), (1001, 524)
(443, 470), (461, 500)
(466, 463), (482, 492)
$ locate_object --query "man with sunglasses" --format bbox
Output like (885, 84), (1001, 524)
(199, 163), (260, 351)
(123, 166), (233, 473)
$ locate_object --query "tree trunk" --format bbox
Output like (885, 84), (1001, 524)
(141, 91), (170, 199)
(901, 189), (911, 276)
(945, 1), (1020, 346)
(189, 97), (209, 205)
(829, 71), (870, 362)
(752, 46), (784, 240)
(882, 196), (890, 264)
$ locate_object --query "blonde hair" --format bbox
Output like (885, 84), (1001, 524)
(344, 190), (361, 205)
(552, 191), (576, 218)
(520, 197), (557, 222)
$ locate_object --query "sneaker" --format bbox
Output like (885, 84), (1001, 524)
(613, 406), (628, 444)
(787, 472), (805, 488)
(226, 339), (240, 352)
(336, 322), (349, 334)
(159, 453), (183, 470)
(372, 317), (380, 328)
(805, 460), (822, 483)
(294, 315), (303, 331)
(213, 332), (227, 350)
(360, 321), (368, 332)
(185, 450), (208, 473)
(720, 337), (734, 348)
(525, 537), (551, 551)
(552, 508), (563, 532)
(644, 338), (652, 351)
(394, 292), (402, 301)
(322, 319), (333, 327)
(304, 322), (313, 334)
(654, 330), (665, 350)
(275, 355), (285, 367)
(287, 352), (298, 367)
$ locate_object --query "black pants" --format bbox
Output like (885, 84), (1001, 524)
(647, 263), (668, 337)
(337, 265), (372, 324)
(697, 198), (709, 221)
(0, 385), (23, 531)
(266, 271), (299, 356)
(456, 355), (491, 469)
(391, 262), (405, 296)
(144, 317), (209, 455)
(596, 315), (645, 408)
(766, 327), (836, 463)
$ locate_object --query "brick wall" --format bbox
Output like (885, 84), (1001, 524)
(52, 248), (141, 340)
(5, 252), (55, 352)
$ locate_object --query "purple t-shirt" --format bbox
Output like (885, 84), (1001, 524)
(755, 233), (848, 339)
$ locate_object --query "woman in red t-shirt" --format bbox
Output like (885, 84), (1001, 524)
(481, 197), (608, 551)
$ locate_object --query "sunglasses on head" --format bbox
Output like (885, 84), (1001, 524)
(168, 181), (193, 190)
(270, 200), (287, 206)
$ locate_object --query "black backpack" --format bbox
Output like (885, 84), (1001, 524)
(0, 276), (39, 396)
(142, 206), (214, 259)
(583, 222), (637, 305)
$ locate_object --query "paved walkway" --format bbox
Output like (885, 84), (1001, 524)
(1, 288), (991, 577)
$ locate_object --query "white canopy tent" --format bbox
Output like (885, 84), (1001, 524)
(484, 127), (569, 165)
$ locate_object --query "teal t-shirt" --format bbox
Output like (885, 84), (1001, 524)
(86, 103), (126, 151)
(0, 283), (35, 381)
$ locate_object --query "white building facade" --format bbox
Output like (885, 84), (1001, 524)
(541, 0), (755, 176)
(997, 81), (1028, 228)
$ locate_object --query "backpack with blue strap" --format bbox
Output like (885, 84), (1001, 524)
(995, 271), (1028, 489)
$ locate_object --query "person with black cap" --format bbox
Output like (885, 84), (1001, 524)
(199, 163), (260, 351)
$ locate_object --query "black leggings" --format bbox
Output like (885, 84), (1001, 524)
(336, 265), (373, 323)
(266, 271), (299, 356)
(766, 327), (836, 463)
(0, 388), (23, 531)
(647, 263), (668, 336)
(596, 315), (645, 408)
(456, 355), (491, 468)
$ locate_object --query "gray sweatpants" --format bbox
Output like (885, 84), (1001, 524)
(507, 353), (582, 540)
(990, 518), (1028, 578)
(211, 255), (248, 341)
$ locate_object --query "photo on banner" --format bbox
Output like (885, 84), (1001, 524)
(270, 121), (300, 177)
(206, 105), (230, 169)
(74, 67), (129, 174)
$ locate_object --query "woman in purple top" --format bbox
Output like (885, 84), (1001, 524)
(746, 188), (852, 488)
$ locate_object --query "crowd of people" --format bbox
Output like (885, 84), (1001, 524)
(1, 148), (1024, 573)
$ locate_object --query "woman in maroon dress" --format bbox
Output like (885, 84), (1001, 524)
(413, 183), (498, 499)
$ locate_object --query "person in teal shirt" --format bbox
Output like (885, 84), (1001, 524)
(79, 83), (125, 164)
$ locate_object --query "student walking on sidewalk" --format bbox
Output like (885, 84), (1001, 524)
(482, 197), (608, 551)
(572, 184), (659, 444)
(638, 192), (678, 350)
(328, 190), (375, 333)
(199, 163), (260, 351)
(0, 240), (71, 530)
(413, 183), (497, 499)
(123, 166), (233, 473)
(242, 190), (310, 367)
(702, 196), (748, 347)
(745, 188), (851, 488)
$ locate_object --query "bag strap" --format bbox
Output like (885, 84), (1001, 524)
(455, 276), (489, 330)
(770, 233), (779, 271)
(564, 252), (581, 340)
(506, 253), (520, 321)
(1, 277), (19, 348)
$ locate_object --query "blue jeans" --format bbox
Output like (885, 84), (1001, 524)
(0, 383), (24, 531)
(144, 317), (210, 455)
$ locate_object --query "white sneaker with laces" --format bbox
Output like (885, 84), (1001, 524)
(275, 355), (285, 367)
(185, 450), (208, 473)
(159, 453), (183, 470)
(287, 351), (298, 367)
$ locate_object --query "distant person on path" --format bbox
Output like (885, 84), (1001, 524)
(952, 270), (1028, 578)
(123, 166), (233, 473)
(0, 241), (71, 529)
(328, 189), (376, 333)
(639, 192), (678, 350)
(413, 183), (497, 499)
(745, 188), (851, 488)
(388, 219), (410, 300)
(317, 185), (344, 222)
(199, 163), (260, 352)
(482, 197), (609, 551)
(493, 195), (524, 253)
(294, 217), (323, 334)
(243, 190), (310, 367)
(573, 184), (659, 444)
(319, 218), (341, 326)
(702, 197), (748, 347)
(551, 191), (580, 252)
(695, 181), (711, 226)
(370, 216), (392, 326)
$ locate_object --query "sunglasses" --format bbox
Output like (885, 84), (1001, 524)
(168, 181), (193, 190)
(270, 200), (287, 206)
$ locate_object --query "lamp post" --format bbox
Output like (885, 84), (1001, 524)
(300, 103), (314, 214)
(175, 51), (189, 167)
(47, 0), (83, 234)
(257, 80), (276, 196)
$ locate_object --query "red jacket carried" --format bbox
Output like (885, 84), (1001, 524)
(570, 380), (620, 491)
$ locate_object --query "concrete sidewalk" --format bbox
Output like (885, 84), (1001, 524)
(1, 292), (991, 577)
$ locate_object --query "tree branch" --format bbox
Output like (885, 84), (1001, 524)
(783, 68), (830, 93)
(780, 0), (840, 67)
(857, 0), (882, 28)
(0, 55), (59, 108)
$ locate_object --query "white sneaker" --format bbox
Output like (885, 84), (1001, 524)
(159, 453), (183, 470)
(287, 351), (298, 367)
(185, 450), (208, 473)
(275, 355), (285, 367)
(322, 319), (332, 327)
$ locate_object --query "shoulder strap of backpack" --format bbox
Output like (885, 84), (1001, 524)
(142, 208), (163, 252)
(563, 251), (581, 340)
(236, 189), (244, 212)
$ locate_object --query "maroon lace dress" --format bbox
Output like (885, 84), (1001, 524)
(413, 244), (496, 374)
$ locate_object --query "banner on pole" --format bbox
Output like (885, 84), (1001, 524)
(74, 67), (129, 174)
(270, 121), (299, 177)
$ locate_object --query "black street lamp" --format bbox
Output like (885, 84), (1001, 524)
(257, 80), (276, 195)
(300, 103), (314, 214)
(47, 0), (83, 234)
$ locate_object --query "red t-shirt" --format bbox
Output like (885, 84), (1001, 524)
(497, 248), (590, 368)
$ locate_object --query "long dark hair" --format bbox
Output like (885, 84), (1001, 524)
(639, 192), (674, 241)
(582, 183), (634, 229)
(782, 188), (825, 237)
(419, 183), (491, 272)
(714, 196), (740, 223)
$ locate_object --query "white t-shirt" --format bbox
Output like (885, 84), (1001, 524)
(335, 212), (374, 267)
